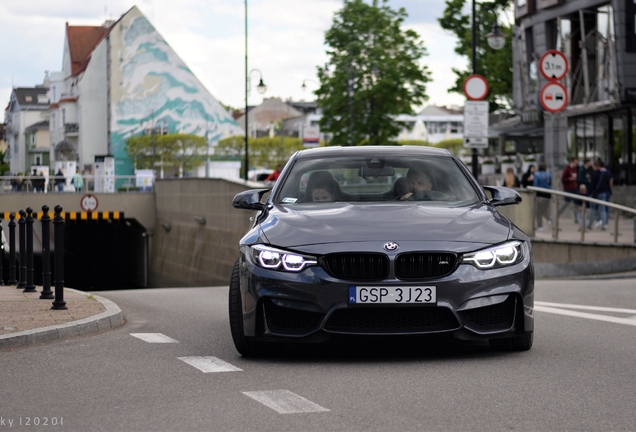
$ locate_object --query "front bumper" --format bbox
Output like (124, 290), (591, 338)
(238, 244), (534, 342)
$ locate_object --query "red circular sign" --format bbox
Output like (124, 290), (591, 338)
(463, 74), (489, 100)
(540, 82), (568, 113)
(539, 50), (569, 81)
(80, 194), (99, 212)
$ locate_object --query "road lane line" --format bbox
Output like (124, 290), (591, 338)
(535, 301), (636, 314)
(242, 390), (330, 414)
(535, 306), (636, 326)
(178, 356), (243, 373)
(130, 333), (179, 343)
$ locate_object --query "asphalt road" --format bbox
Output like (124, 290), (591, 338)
(1, 279), (635, 431)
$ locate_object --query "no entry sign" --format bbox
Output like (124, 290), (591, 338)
(463, 74), (489, 101)
(540, 82), (568, 113)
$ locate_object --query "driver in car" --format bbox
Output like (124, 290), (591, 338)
(395, 167), (433, 200)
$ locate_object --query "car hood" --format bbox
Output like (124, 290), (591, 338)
(258, 203), (511, 248)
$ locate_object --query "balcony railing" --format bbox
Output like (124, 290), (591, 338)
(64, 123), (79, 134)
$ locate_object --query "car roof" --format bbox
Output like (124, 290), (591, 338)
(293, 145), (453, 160)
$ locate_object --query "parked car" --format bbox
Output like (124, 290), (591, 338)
(248, 169), (274, 183)
(230, 146), (533, 356)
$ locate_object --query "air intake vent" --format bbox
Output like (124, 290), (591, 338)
(325, 307), (459, 333)
(396, 253), (457, 279)
(323, 253), (389, 280)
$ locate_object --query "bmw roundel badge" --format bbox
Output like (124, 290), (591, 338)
(383, 242), (399, 252)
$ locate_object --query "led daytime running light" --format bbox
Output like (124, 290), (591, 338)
(463, 241), (523, 269)
(251, 245), (317, 272)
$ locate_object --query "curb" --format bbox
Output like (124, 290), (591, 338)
(0, 288), (123, 350)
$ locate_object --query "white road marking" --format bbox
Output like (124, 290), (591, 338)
(535, 306), (636, 327)
(243, 390), (330, 414)
(178, 356), (243, 373)
(130, 333), (179, 343)
(535, 301), (636, 314)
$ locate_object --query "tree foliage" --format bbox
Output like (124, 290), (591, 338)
(439, 0), (513, 111)
(215, 136), (305, 174)
(126, 133), (207, 174)
(317, 0), (431, 146)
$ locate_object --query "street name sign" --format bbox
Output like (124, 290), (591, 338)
(463, 101), (489, 148)
(539, 50), (569, 81)
(540, 82), (568, 113)
(463, 75), (489, 101)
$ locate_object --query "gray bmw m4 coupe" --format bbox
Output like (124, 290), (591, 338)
(230, 146), (533, 356)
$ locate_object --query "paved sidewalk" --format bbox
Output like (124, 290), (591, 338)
(0, 285), (122, 350)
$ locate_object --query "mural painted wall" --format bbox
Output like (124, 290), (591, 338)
(108, 6), (242, 176)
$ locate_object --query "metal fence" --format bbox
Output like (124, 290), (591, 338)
(0, 176), (153, 194)
(527, 186), (636, 243)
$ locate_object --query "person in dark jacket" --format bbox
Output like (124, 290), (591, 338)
(533, 163), (552, 231)
(54, 169), (65, 192)
(557, 157), (579, 220)
(589, 159), (613, 230)
(521, 165), (535, 188)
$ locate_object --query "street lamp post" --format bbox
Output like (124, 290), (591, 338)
(470, 0), (506, 181)
(244, 0), (267, 181)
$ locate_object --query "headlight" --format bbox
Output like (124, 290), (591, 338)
(462, 241), (523, 269)
(250, 245), (317, 272)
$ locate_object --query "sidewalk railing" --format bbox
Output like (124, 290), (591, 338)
(526, 186), (636, 243)
(0, 175), (153, 194)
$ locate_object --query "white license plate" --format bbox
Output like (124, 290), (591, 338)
(349, 286), (436, 304)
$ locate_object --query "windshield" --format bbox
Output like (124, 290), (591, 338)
(275, 154), (479, 206)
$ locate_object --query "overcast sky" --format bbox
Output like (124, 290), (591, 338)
(0, 0), (468, 113)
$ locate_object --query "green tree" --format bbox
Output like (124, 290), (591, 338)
(317, 0), (431, 146)
(125, 133), (207, 174)
(215, 136), (304, 177)
(439, 0), (513, 111)
(0, 150), (9, 175)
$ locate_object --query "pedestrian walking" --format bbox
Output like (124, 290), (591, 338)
(54, 169), (66, 192)
(589, 159), (613, 230)
(71, 168), (84, 192)
(521, 165), (535, 188)
(502, 167), (520, 188)
(557, 157), (579, 220)
(533, 163), (552, 231)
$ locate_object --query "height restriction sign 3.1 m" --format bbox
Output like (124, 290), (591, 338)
(539, 50), (569, 81)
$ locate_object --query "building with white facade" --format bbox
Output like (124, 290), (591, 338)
(4, 86), (50, 173)
(47, 6), (242, 178)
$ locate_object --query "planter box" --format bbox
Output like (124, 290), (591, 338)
(481, 164), (495, 175)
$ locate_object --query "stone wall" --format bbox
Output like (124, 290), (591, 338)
(150, 178), (258, 287)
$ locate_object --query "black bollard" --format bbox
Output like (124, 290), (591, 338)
(51, 205), (67, 310)
(17, 210), (26, 289)
(0, 221), (4, 286)
(23, 208), (36, 293)
(39, 206), (53, 299)
(8, 213), (17, 285)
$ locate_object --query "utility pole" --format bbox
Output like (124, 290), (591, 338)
(471, 0), (479, 181)
(348, 44), (354, 146)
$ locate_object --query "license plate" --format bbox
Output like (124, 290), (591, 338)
(349, 286), (436, 304)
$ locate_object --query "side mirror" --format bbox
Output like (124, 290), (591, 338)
(232, 189), (269, 211)
(483, 185), (521, 207)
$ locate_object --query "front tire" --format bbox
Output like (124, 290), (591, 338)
(228, 259), (256, 356)
(228, 259), (284, 357)
(489, 331), (533, 351)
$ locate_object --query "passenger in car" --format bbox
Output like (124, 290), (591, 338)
(305, 171), (339, 202)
